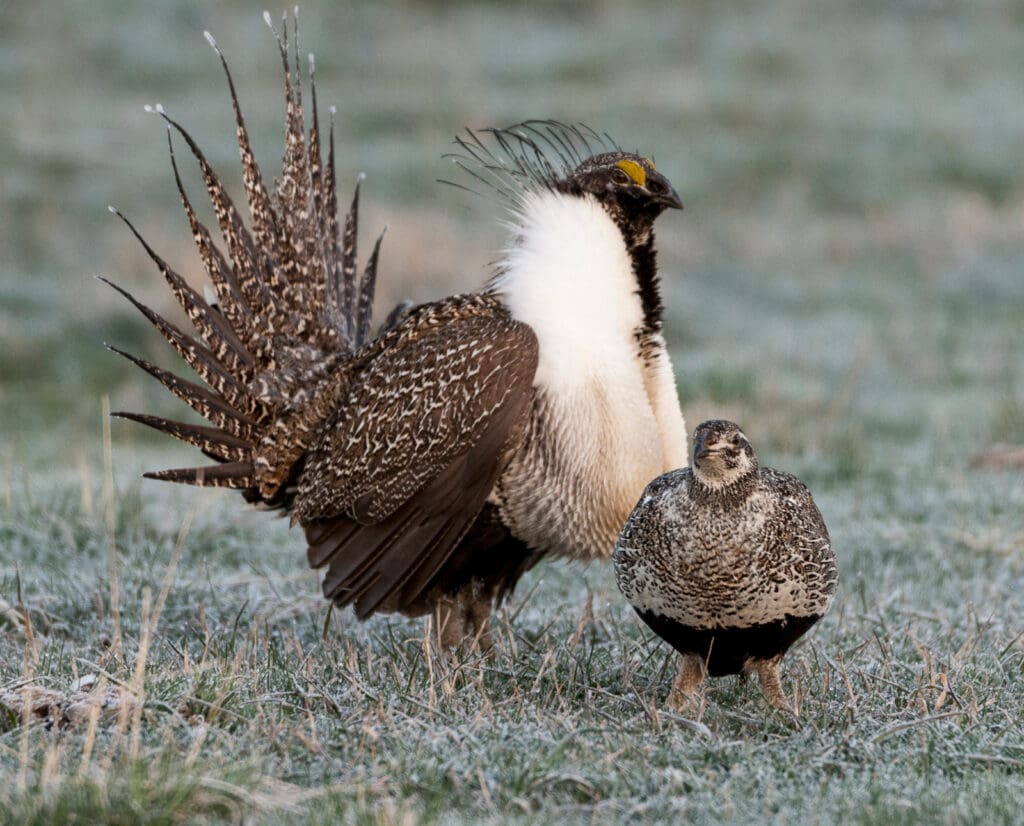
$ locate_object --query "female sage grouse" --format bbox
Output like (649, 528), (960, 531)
(613, 420), (837, 711)
(104, 14), (688, 649)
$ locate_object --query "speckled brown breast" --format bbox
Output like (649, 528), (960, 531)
(614, 467), (838, 630)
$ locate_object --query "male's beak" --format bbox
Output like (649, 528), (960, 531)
(648, 172), (683, 210)
(654, 185), (683, 210)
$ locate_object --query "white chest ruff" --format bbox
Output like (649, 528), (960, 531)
(494, 191), (644, 392)
(491, 191), (684, 559)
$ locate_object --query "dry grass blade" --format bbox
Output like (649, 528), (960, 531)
(101, 395), (124, 668)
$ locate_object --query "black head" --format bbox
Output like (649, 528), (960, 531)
(559, 151), (682, 241)
(691, 419), (758, 488)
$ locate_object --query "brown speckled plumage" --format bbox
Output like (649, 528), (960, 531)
(106, 15), (687, 644)
(614, 420), (837, 710)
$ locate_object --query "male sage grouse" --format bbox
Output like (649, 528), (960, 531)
(105, 15), (688, 648)
(613, 420), (837, 711)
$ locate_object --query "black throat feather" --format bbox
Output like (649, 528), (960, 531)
(628, 231), (663, 341)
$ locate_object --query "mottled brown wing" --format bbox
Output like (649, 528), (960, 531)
(761, 469), (831, 548)
(297, 308), (539, 617)
(762, 468), (838, 606)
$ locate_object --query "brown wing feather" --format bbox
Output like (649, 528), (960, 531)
(376, 391), (531, 613)
(308, 387), (530, 617)
(293, 307), (538, 524)
(297, 306), (538, 617)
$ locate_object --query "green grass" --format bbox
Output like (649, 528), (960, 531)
(3, 0), (1024, 822)
(2, 464), (1023, 823)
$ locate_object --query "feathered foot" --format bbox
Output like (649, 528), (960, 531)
(749, 655), (792, 712)
(667, 654), (705, 711)
(435, 595), (465, 650)
(461, 588), (494, 654)
(432, 587), (494, 654)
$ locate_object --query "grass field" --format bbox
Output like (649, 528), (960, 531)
(2, 1), (1023, 822)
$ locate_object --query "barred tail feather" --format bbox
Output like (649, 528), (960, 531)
(307, 54), (328, 260)
(106, 346), (257, 442)
(153, 106), (289, 334)
(356, 232), (385, 348)
(324, 108), (343, 325)
(204, 30), (283, 297)
(159, 266), (253, 381)
(108, 207), (255, 382)
(339, 183), (361, 343)
(108, 12), (388, 506)
(99, 277), (259, 419)
(165, 129), (270, 361)
(144, 462), (255, 488)
(111, 412), (252, 463)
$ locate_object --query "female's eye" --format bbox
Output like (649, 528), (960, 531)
(612, 169), (630, 185)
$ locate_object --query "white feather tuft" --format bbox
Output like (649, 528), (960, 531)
(203, 30), (217, 50)
(107, 205), (117, 214)
(357, 172), (367, 183)
(143, 104), (154, 113)
(263, 10), (273, 29)
(495, 191), (642, 389)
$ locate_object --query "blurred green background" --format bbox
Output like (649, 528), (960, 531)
(2, 0), (1023, 478)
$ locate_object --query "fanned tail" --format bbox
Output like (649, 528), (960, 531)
(106, 12), (385, 504)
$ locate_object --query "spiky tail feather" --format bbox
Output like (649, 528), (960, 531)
(106, 13), (383, 504)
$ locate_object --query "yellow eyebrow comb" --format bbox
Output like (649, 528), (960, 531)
(614, 159), (646, 186)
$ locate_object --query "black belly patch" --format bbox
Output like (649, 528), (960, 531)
(636, 609), (822, 677)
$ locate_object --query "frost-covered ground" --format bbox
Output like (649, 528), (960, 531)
(2, 1), (1023, 822)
